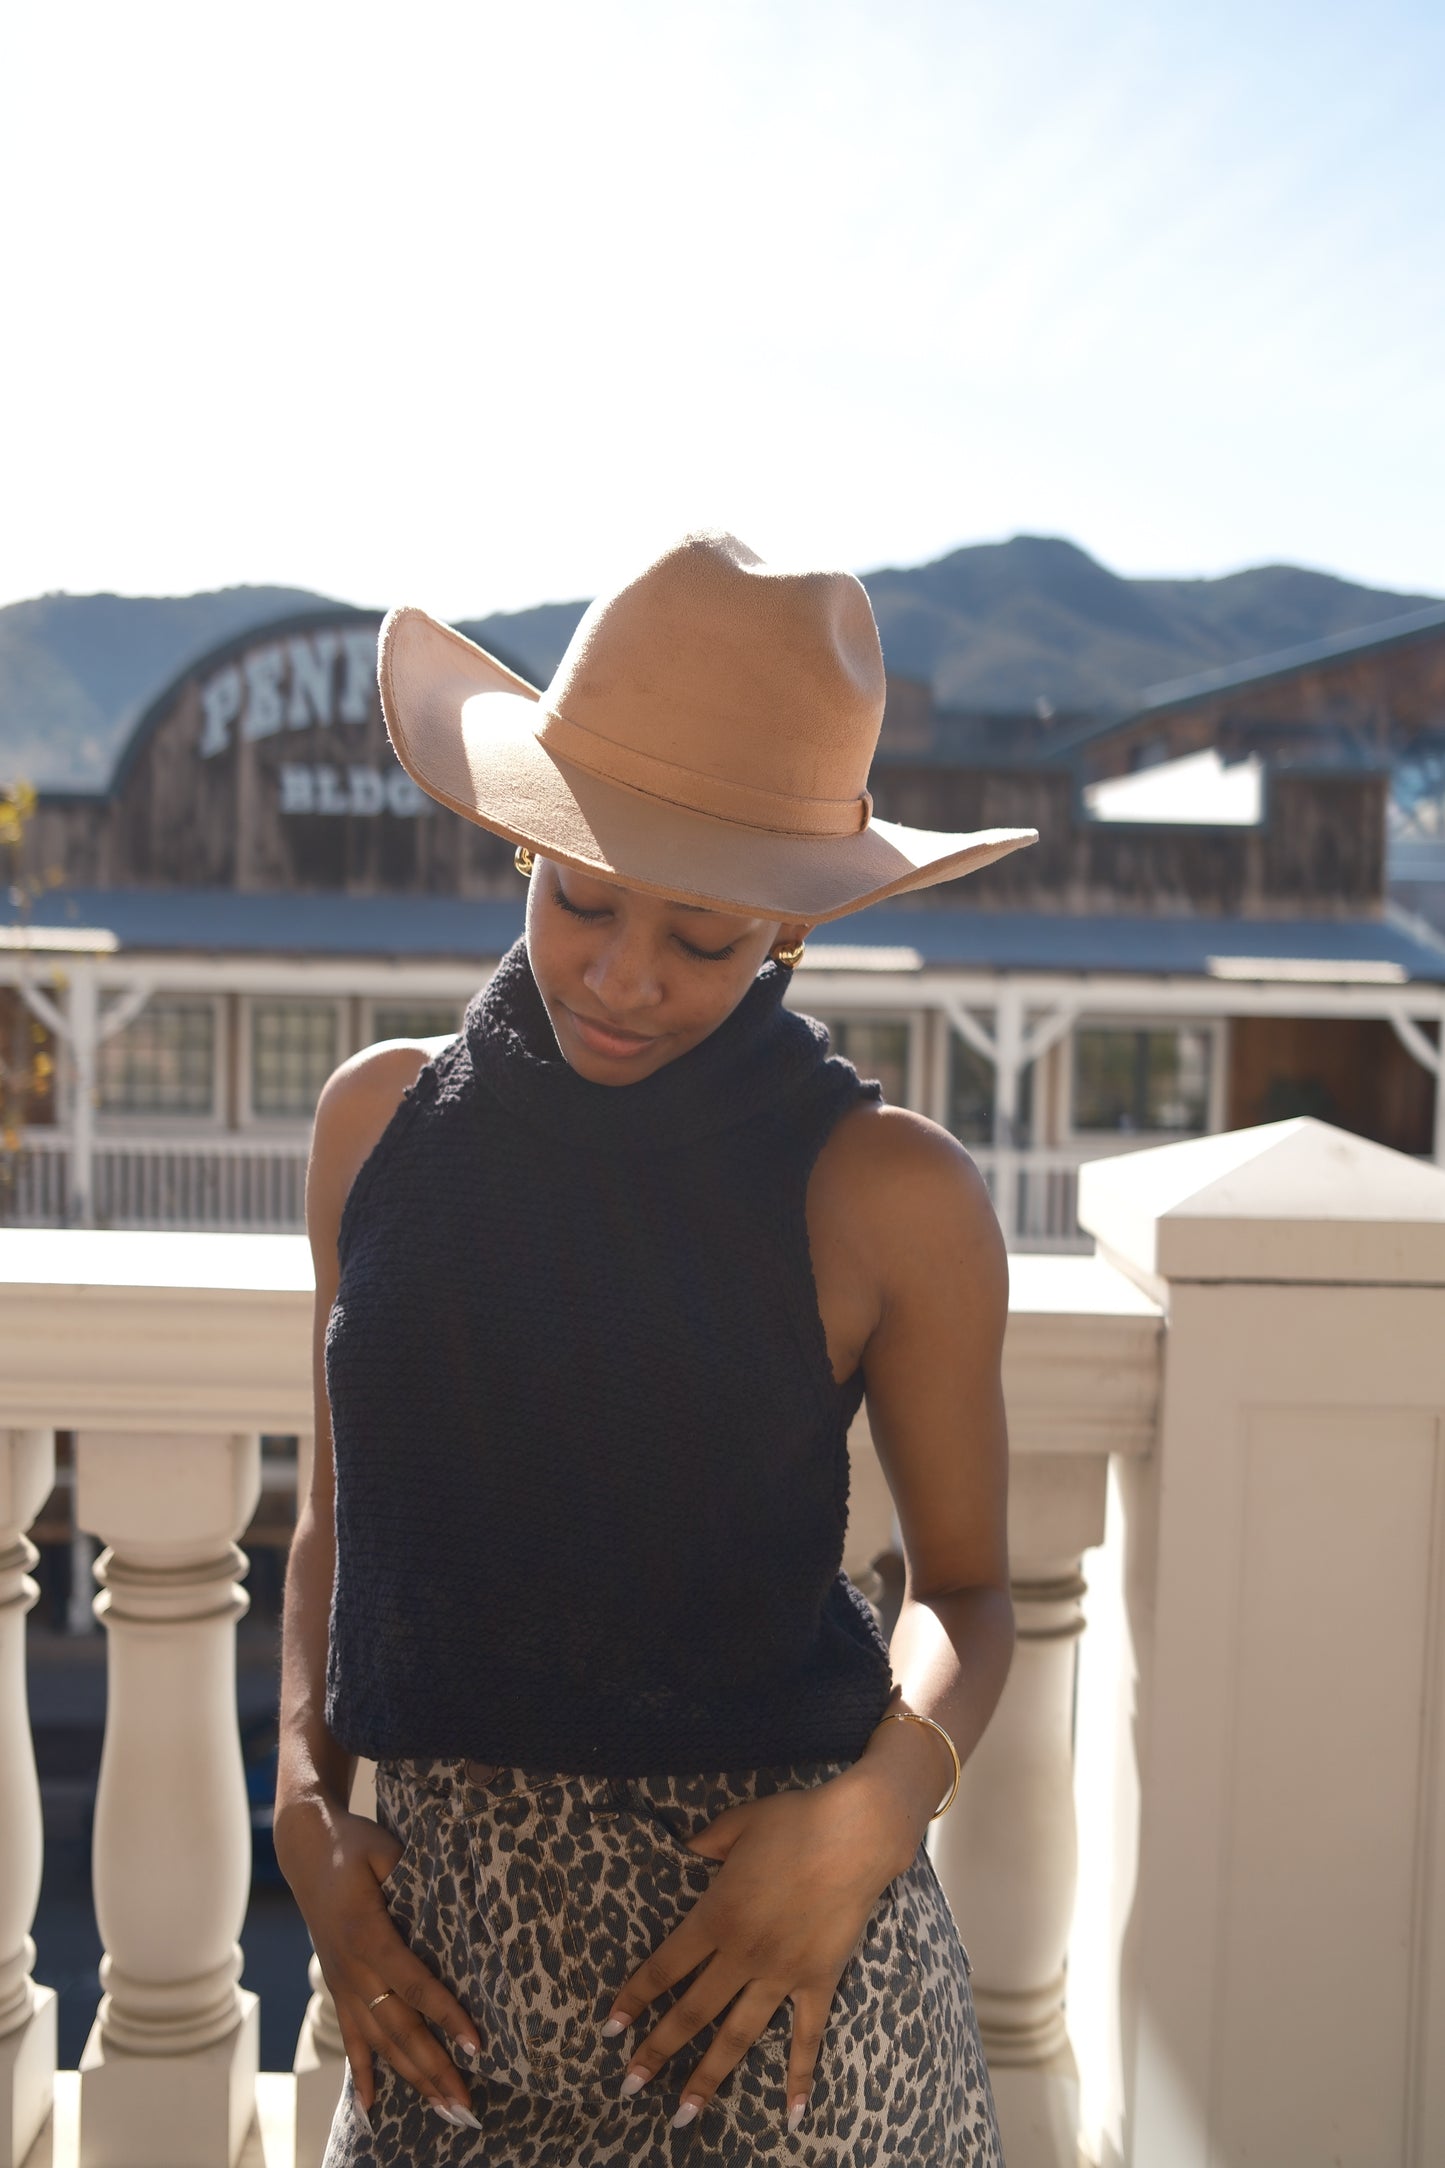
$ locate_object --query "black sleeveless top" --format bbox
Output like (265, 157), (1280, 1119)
(323, 936), (896, 1773)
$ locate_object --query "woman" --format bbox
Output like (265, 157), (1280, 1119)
(275, 530), (1037, 2165)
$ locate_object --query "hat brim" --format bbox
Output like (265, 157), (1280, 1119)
(380, 606), (1038, 925)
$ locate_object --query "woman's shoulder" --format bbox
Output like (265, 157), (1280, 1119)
(809, 1099), (1004, 1288)
(817, 1097), (992, 1195)
(307, 1032), (458, 1254)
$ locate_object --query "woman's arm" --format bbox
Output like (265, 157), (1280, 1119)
(272, 1054), (485, 2131)
(599, 1104), (1013, 2129)
(835, 1108), (1014, 1867)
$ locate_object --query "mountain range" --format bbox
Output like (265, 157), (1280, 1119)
(2, 538), (1436, 788)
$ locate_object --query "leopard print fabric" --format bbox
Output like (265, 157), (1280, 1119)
(321, 1752), (1004, 2166)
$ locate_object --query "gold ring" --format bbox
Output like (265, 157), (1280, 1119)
(367, 1989), (395, 2010)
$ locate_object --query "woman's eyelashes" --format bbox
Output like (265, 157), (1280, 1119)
(551, 883), (737, 963)
(552, 883), (607, 925)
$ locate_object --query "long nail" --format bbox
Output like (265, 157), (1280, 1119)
(453, 2034), (485, 2065)
(600, 2015), (626, 2038)
(671, 2097), (701, 2129)
(788, 2097), (808, 2131)
(619, 2070), (647, 2097)
(434, 2100), (485, 2130)
(355, 2100), (373, 2135)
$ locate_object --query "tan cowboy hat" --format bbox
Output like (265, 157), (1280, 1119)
(377, 529), (1037, 925)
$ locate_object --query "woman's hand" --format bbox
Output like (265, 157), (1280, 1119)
(273, 1796), (485, 2133)
(600, 1765), (919, 2133)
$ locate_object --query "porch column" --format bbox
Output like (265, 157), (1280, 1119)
(0, 1428), (56, 2168)
(1385, 1000), (1445, 1169)
(930, 1454), (1106, 2168)
(991, 985), (1026, 1245)
(75, 1429), (261, 2168)
(19, 970), (155, 1228)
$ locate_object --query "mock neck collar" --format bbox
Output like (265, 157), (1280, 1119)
(464, 937), (829, 1151)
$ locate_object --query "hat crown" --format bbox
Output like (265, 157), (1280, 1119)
(541, 531), (884, 819)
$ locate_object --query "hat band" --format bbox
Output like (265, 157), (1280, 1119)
(535, 705), (872, 839)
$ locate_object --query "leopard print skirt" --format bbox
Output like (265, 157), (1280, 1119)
(321, 1751), (1003, 2166)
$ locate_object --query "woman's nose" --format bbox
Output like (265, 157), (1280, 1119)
(582, 933), (665, 1014)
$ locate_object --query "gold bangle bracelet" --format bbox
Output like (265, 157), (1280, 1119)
(870, 1709), (963, 1820)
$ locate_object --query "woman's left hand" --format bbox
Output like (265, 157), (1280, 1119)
(600, 1766), (915, 2131)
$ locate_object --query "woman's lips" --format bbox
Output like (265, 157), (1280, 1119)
(564, 1006), (662, 1059)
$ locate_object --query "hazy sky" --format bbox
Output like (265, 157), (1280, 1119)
(5, 0), (1442, 617)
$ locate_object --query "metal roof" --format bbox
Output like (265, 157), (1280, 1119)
(1135, 602), (1445, 714)
(0, 888), (528, 960)
(3, 888), (1443, 985)
(813, 907), (1445, 983)
(1043, 600), (1445, 766)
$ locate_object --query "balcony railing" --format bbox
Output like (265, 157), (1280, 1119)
(3, 1118), (1443, 2168)
(0, 1134), (311, 1235)
(2, 1132), (1109, 1250)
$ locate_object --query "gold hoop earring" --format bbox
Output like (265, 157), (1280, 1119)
(771, 938), (806, 969)
(514, 844), (536, 878)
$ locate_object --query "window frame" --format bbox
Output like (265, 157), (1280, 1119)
(238, 991), (348, 1131)
(361, 994), (465, 1051)
(1060, 1013), (1225, 1146)
(92, 990), (227, 1133)
(804, 1006), (929, 1113)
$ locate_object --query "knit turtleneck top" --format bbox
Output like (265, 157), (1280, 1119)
(323, 936), (896, 1773)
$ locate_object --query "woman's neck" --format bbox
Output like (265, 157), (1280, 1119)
(464, 937), (829, 1151)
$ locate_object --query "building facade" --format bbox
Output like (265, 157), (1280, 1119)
(2, 607), (1442, 1249)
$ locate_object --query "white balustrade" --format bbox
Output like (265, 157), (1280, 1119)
(6, 1142), (1433, 2168)
(1, 1217), (1169, 2167)
(0, 1428), (57, 2168)
(0, 1226), (312, 2167)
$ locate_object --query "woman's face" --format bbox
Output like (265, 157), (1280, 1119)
(525, 855), (808, 1086)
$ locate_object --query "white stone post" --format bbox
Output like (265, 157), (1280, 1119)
(74, 1430), (262, 2168)
(0, 1428), (57, 2168)
(1071, 1117), (1445, 2168)
(931, 1454), (1106, 2168)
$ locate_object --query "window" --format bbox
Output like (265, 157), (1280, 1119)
(946, 1023), (1033, 1146)
(370, 1002), (461, 1043)
(1072, 1025), (1211, 1135)
(818, 1017), (910, 1106)
(250, 1000), (339, 1120)
(98, 998), (216, 1116)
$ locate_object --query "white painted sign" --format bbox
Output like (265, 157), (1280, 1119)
(278, 764), (432, 817)
(198, 629), (380, 758)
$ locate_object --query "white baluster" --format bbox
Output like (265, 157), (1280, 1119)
(0, 1428), (57, 2168)
(74, 1430), (261, 2168)
(292, 1759), (376, 2168)
(292, 1945), (347, 2168)
(930, 1453), (1106, 2168)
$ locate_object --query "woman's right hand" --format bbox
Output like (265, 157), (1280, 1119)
(275, 1797), (485, 2130)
